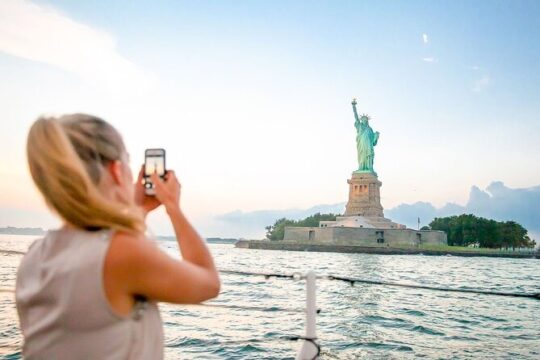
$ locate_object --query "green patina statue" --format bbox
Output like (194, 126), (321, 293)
(352, 98), (379, 174)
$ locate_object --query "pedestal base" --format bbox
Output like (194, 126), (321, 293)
(344, 172), (384, 217)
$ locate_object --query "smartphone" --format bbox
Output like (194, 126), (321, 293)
(144, 148), (166, 195)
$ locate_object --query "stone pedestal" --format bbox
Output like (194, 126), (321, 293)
(344, 172), (384, 217)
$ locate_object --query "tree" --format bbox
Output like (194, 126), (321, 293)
(429, 215), (533, 249)
(265, 213), (338, 240)
(265, 218), (294, 241)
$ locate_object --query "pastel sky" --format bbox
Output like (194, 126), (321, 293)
(1, 0), (539, 237)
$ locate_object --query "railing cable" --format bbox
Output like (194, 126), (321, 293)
(220, 269), (305, 281)
(321, 275), (540, 300)
(221, 269), (540, 300)
(0, 249), (26, 255)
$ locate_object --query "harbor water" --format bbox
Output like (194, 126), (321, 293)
(1, 234), (539, 359)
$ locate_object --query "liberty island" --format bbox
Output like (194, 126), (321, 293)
(237, 99), (448, 253)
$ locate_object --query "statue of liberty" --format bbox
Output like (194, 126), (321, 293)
(352, 98), (379, 174)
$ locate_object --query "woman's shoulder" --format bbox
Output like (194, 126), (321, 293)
(105, 232), (160, 276)
(104, 232), (166, 302)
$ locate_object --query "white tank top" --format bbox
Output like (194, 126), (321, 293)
(16, 228), (164, 359)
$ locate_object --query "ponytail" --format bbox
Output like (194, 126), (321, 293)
(27, 115), (145, 234)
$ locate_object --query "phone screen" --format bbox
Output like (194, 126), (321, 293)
(144, 148), (166, 194)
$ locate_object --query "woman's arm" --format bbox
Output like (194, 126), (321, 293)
(154, 171), (217, 272)
(105, 171), (220, 307)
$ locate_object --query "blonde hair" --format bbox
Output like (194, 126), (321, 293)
(27, 114), (145, 233)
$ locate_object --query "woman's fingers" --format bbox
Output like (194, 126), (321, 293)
(149, 170), (180, 209)
(150, 173), (163, 190)
(169, 171), (181, 185)
(163, 170), (180, 189)
(136, 165), (145, 183)
(165, 170), (176, 182)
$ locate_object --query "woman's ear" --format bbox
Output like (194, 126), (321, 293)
(107, 160), (124, 186)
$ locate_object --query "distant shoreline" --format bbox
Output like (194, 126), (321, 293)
(0, 230), (239, 244)
(0, 227), (46, 236)
(157, 236), (239, 244)
(235, 240), (540, 259)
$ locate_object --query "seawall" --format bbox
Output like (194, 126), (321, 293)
(235, 240), (539, 259)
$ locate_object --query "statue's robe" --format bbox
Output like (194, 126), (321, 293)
(355, 121), (377, 171)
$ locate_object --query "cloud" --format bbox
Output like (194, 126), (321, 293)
(472, 75), (491, 92)
(469, 65), (481, 71)
(386, 181), (540, 242)
(0, 0), (153, 96)
(208, 203), (345, 238)
(420, 34), (436, 64)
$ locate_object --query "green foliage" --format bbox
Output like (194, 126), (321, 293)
(265, 213), (338, 240)
(265, 218), (295, 241)
(429, 214), (535, 249)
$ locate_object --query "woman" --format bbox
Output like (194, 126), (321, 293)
(16, 114), (220, 359)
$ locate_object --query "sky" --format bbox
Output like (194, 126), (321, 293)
(0, 0), (539, 238)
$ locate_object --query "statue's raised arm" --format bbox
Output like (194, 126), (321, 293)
(352, 98), (360, 123)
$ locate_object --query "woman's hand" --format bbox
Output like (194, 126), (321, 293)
(134, 165), (161, 217)
(151, 170), (181, 213)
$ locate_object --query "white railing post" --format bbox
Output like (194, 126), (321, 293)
(296, 270), (318, 360)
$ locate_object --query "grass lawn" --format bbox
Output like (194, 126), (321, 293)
(417, 244), (536, 254)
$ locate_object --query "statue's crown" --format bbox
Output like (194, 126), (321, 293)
(361, 113), (370, 121)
